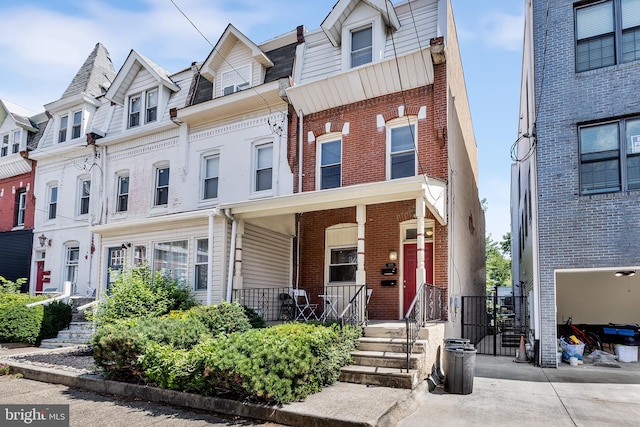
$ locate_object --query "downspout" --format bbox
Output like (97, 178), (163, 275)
(296, 215), (301, 289)
(298, 110), (304, 193)
(224, 208), (237, 302)
(206, 209), (217, 305)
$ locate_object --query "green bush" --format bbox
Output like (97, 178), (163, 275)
(92, 265), (197, 326)
(0, 276), (26, 294)
(0, 294), (45, 344)
(243, 306), (266, 329)
(39, 301), (73, 341)
(184, 303), (252, 336)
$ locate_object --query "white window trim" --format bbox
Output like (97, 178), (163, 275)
(16, 189), (27, 226)
(220, 64), (252, 96)
(326, 246), (358, 284)
(252, 141), (274, 196)
(46, 182), (58, 222)
(116, 171), (130, 214)
(0, 133), (8, 157)
(316, 133), (343, 190)
(77, 176), (91, 217)
(386, 116), (418, 181)
(201, 153), (220, 202)
(153, 163), (170, 208)
(64, 243), (80, 294)
(58, 115), (68, 143)
(341, 14), (384, 70)
(11, 129), (22, 153)
(127, 87), (160, 129)
(57, 110), (84, 142)
(71, 110), (83, 139)
(194, 237), (209, 291)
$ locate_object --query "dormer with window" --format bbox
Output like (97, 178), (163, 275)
(200, 24), (274, 100)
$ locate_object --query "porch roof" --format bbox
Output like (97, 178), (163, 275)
(221, 175), (447, 224)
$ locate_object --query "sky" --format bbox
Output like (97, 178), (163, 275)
(0, 0), (523, 242)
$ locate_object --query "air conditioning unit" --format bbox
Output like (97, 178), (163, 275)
(223, 82), (250, 96)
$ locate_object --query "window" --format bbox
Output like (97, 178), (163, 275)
(72, 111), (82, 139)
(388, 122), (417, 179)
(12, 130), (21, 153)
(194, 238), (209, 291)
(579, 117), (640, 194)
(221, 65), (251, 96)
(153, 240), (188, 283)
(155, 166), (169, 206)
(134, 245), (146, 266)
(58, 116), (68, 143)
(351, 26), (373, 67)
(255, 143), (273, 192)
(203, 155), (219, 199)
(319, 139), (342, 189)
(329, 247), (357, 282)
(79, 179), (90, 215)
(575, 0), (640, 72)
(16, 189), (26, 226)
(1, 134), (7, 156)
(48, 185), (58, 220)
(129, 95), (141, 128)
(146, 89), (158, 123)
(65, 246), (79, 294)
(117, 175), (129, 212)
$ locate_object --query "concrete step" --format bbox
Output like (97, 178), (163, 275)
(363, 324), (407, 339)
(357, 337), (424, 354)
(39, 322), (94, 349)
(339, 365), (419, 389)
(351, 350), (421, 370)
(39, 340), (89, 349)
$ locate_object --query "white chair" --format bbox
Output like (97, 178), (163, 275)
(291, 289), (318, 321)
(365, 288), (373, 323)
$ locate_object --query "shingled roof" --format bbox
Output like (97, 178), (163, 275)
(60, 42), (116, 99)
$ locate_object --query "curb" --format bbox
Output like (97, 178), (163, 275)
(2, 358), (413, 427)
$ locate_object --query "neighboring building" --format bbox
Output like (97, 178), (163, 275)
(29, 43), (116, 296)
(514, 0), (640, 367)
(0, 99), (45, 289)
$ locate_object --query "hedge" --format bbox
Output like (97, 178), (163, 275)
(0, 294), (45, 344)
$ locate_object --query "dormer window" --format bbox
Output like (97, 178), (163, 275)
(12, 130), (21, 153)
(59, 116), (68, 143)
(57, 111), (82, 142)
(72, 111), (82, 139)
(129, 88), (158, 128)
(221, 65), (251, 96)
(1, 134), (8, 157)
(351, 26), (373, 67)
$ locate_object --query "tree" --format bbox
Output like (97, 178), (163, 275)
(500, 232), (511, 257)
(486, 235), (512, 293)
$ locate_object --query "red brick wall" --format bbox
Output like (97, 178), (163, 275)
(0, 168), (36, 231)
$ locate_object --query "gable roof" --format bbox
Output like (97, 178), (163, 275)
(200, 24), (274, 82)
(61, 43), (116, 99)
(0, 98), (38, 132)
(321, 0), (400, 47)
(105, 50), (180, 106)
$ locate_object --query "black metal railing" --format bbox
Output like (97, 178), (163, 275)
(404, 283), (446, 371)
(233, 284), (366, 325)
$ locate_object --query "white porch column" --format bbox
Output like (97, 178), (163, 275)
(232, 219), (245, 292)
(356, 204), (366, 285)
(416, 198), (426, 285)
(207, 211), (215, 305)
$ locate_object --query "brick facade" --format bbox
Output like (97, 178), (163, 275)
(0, 169), (35, 231)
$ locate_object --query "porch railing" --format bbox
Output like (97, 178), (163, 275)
(233, 284), (366, 325)
(404, 283), (446, 371)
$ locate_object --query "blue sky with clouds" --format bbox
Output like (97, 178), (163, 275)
(0, 0), (523, 241)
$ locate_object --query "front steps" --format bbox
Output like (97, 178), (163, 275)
(340, 321), (444, 389)
(39, 322), (95, 348)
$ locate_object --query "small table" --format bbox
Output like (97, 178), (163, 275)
(319, 294), (341, 321)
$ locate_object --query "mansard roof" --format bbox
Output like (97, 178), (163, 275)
(105, 50), (180, 106)
(60, 42), (116, 100)
(0, 98), (38, 132)
(321, 0), (400, 47)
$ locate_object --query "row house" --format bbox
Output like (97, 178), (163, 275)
(27, 0), (483, 336)
(0, 99), (46, 289)
(514, 0), (640, 366)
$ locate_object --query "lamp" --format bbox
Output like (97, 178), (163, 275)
(615, 270), (636, 277)
(389, 250), (398, 261)
(38, 233), (48, 247)
(121, 242), (131, 250)
(426, 228), (434, 237)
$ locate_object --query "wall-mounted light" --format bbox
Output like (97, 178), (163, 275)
(426, 228), (434, 237)
(389, 250), (398, 261)
(615, 270), (636, 277)
(38, 233), (51, 247)
(121, 242), (131, 250)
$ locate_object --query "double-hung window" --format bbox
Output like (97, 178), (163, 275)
(65, 246), (79, 294)
(579, 117), (640, 194)
(203, 155), (219, 200)
(221, 65), (251, 96)
(319, 139), (342, 189)
(1, 134), (8, 156)
(194, 238), (209, 291)
(48, 185), (58, 220)
(351, 26), (373, 68)
(388, 121), (417, 179)
(255, 143), (273, 192)
(58, 116), (68, 143)
(153, 240), (188, 283)
(16, 189), (26, 226)
(79, 179), (91, 215)
(129, 89), (158, 127)
(117, 175), (129, 212)
(72, 111), (82, 139)
(146, 89), (158, 123)
(129, 95), (141, 128)
(329, 247), (357, 282)
(155, 166), (169, 206)
(575, 0), (640, 72)
(12, 130), (21, 153)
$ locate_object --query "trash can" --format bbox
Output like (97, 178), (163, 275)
(444, 337), (471, 347)
(443, 346), (477, 394)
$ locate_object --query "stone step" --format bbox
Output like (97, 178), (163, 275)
(67, 322), (95, 331)
(339, 365), (419, 389)
(351, 350), (421, 370)
(363, 324), (406, 339)
(357, 337), (424, 354)
(39, 339), (90, 349)
(55, 330), (93, 340)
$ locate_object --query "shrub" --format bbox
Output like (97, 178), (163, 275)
(0, 363), (9, 375)
(0, 294), (45, 344)
(92, 264), (198, 326)
(184, 303), (252, 336)
(0, 276), (26, 294)
(243, 306), (266, 329)
(38, 301), (73, 341)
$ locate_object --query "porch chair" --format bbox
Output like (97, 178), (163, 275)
(291, 289), (318, 321)
(279, 293), (295, 320)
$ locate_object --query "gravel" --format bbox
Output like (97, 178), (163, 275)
(9, 346), (102, 375)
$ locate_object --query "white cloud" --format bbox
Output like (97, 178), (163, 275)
(479, 12), (524, 52)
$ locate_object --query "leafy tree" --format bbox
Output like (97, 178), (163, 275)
(0, 276), (26, 294)
(486, 235), (512, 293)
(500, 232), (511, 257)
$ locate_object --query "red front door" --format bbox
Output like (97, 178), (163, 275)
(403, 242), (434, 312)
(35, 261), (45, 295)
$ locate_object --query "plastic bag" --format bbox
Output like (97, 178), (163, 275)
(583, 349), (621, 368)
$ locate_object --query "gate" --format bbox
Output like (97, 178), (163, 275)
(462, 294), (529, 356)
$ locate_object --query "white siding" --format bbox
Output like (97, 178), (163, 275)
(128, 68), (156, 94)
(242, 223), (291, 288)
(214, 42), (264, 98)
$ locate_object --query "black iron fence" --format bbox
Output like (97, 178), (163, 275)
(405, 283), (447, 371)
(233, 284), (368, 326)
(462, 294), (529, 356)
